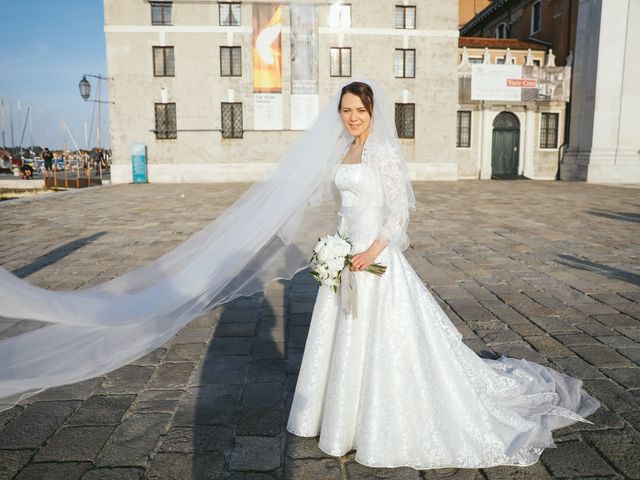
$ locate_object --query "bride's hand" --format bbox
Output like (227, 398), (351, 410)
(349, 251), (376, 271)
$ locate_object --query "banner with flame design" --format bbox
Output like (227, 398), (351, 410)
(253, 4), (282, 93)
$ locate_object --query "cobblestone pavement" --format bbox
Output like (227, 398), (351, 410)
(0, 181), (639, 480)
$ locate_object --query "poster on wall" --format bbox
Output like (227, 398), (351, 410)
(253, 4), (282, 130)
(471, 64), (526, 101)
(290, 4), (319, 129)
(253, 4), (282, 94)
(254, 93), (283, 130)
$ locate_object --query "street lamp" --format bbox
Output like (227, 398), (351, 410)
(78, 73), (112, 183)
(79, 76), (91, 101)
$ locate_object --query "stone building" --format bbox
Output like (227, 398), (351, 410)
(456, 37), (569, 179)
(104, 0), (459, 183)
(460, 0), (639, 183)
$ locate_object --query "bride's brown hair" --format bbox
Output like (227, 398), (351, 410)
(338, 81), (374, 116)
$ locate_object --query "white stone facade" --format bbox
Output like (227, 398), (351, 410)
(103, 0), (459, 183)
(561, 0), (640, 183)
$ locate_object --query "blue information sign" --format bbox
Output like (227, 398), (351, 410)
(131, 143), (148, 183)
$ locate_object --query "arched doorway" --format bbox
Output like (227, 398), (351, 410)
(491, 112), (520, 178)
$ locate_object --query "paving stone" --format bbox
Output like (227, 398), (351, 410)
(130, 348), (166, 366)
(620, 347), (640, 364)
(592, 313), (640, 329)
(68, 395), (136, 426)
(80, 467), (143, 480)
(550, 356), (606, 380)
(0, 400), (80, 448)
(145, 452), (226, 480)
(229, 436), (281, 472)
(173, 385), (241, 426)
(540, 440), (615, 477)
(529, 317), (580, 334)
(25, 378), (102, 403)
(583, 379), (640, 413)
(146, 361), (196, 389)
(524, 335), (574, 357)
(95, 413), (171, 467)
(236, 407), (283, 436)
(0, 449), (35, 479)
(345, 461), (422, 479)
(171, 327), (214, 345)
(554, 333), (603, 346)
(163, 342), (207, 362)
(601, 367), (640, 390)
(481, 462), (554, 479)
(14, 462), (91, 480)
(35, 425), (115, 462)
(583, 427), (640, 479)
(209, 337), (253, 355)
(97, 365), (154, 394)
(570, 345), (634, 367)
(242, 382), (283, 408)
(285, 433), (333, 459)
(128, 389), (182, 414)
(596, 335), (640, 349)
(492, 343), (548, 364)
(247, 358), (286, 383)
(158, 425), (234, 453)
(212, 322), (258, 337)
(284, 458), (342, 479)
(0, 405), (21, 428)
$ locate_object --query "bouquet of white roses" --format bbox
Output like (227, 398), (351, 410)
(309, 231), (387, 293)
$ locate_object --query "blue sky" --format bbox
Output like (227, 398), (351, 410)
(0, 0), (110, 151)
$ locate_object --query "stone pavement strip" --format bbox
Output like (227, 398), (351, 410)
(0, 181), (638, 480)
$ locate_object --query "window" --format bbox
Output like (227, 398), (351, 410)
(330, 47), (351, 77)
(220, 46), (242, 76)
(151, 2), (172, 25)
(395, 49), (415, 78)
(457, 111), (471, 148)
(155, 103), (177, 139)
(153, 47), (175, 77)
(532, 59), (541, 66)
(469, 57), (483, 64)
(219, 2), (241, 26)
(495, 22), (510, 38)
(395, 5), (416, 29)
(395, 103), (415, 139)
(531, 1), (542, 34)
(540, 112), (559, 148)
(328, 4), (351, 28)
(221, 102), (243, 138)
(496, 57), (506, 64)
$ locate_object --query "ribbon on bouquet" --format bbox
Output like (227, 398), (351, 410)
(340, 265), (358, 319)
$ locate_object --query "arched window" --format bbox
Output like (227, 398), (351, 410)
(495, 22), (510, 39)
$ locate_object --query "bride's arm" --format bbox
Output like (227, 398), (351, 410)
(350, 143), (410, 271)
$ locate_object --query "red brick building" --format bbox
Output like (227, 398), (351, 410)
(460, 0), (578, 66)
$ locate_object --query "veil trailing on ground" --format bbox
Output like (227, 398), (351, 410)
(0, 78), (415, 409)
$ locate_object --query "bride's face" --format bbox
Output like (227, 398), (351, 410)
(340, 92), (371, 138)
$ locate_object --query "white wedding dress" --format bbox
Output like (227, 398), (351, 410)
(286, 161), (601, 470)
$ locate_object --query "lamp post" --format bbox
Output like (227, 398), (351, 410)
(78, 74), (111, 183)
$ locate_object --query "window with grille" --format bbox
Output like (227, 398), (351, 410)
(395, 103), (415, 139)
(330, 47), (351, 77)
(540, 112), (559, 148)
(153, 46), (175, 77)
(151, 2), (172, 25)
(221, 102), (243, 139)
(395, 5), (416, 29)
(219, 2), (241, 26)
(155, 103), (177, 139)
(220, 46), (242, 76)
(395, 49), (415, 78)
(328, 4), (351, 28)
(457, 111), (471, 148)
(531, 1), (542, 34)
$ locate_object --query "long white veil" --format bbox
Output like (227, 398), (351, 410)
(0, 78), (413, 409)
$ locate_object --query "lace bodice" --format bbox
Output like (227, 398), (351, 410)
(334, 163), (363, 207)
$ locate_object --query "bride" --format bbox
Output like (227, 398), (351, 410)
(285, 80), (601, 469)
(0, 78), (599, 471)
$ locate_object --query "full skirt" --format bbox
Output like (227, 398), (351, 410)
(286, 243), (600, 470)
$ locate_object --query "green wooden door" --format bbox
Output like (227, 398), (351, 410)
(491, 112), (520, 177)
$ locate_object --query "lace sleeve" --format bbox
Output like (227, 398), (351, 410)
(375, 142), (410, 248)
